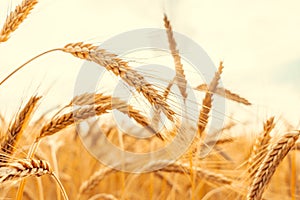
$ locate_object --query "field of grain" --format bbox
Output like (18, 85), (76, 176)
(0, 1), (299, 200)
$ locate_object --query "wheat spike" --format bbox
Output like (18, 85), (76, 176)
(162, 78), (175, 100)
(78, 167), (115, 196)
(70, 93), (111, 106)
(248, 117), (275, 174)
(6, 159), (69, 200)
(142, 161), (233, 186)
(0, 96), (41, 161)
(195, 84), (251, 105)
(162, 163), (232, 186)
(62, 42), (175, 122)
(0, 159), (51, 183)
(0, 0), (38, 43)
(163, 14), (187, 100)
(151, 77), (175, 138)
(198, 61), (224, 135)
(247, 131), (300, 200)
(70, 93), (160, 139)
(37, 103), (110, 141)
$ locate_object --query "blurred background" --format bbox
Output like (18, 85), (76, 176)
(0, 0), (299, 128)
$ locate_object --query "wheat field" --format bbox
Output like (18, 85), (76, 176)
(0, 1), (299, 200)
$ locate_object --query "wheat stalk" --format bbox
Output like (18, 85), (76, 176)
(0, 0), (38, 43)
(247, 131), (300, 200)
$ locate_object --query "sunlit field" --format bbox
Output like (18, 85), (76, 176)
(0, 1), (299, 200)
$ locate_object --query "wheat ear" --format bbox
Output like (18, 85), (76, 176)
(195, 84), (251, 105)
(162, 78), (175, 100)
(70, 93), (160, 139)
(70, 93), (111, 107)
(247, 131), (300, 200)
(2, 43), (175, 124)
(2, 158), (69, 200)
(77, 167), (115, 197)
(37, 103), (111, 141)
(17, 99), (155, 199)
(0, 159), (51, 183)
(163, 14), (187, 101)
(0, 96), (41, 161)
(0, 0), (38, 43)
(198, 61), (224, 135)
(248, 117), (275, 174)
(2, 42), (176, 127)
(39, 98), (156, 141)
(158, 162), (232, 186)
(62, 42), (175, 122)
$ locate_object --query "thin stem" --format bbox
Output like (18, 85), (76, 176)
(291, 151), (296, 200)
(0, 48), (62, 86)
(51, 173), (69, 200)
(51, 142), (61, 200)
(37, 178), (44, 200)
(16, 140), (41, 200)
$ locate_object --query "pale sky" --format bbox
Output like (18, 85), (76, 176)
(0, 0), (299, 127)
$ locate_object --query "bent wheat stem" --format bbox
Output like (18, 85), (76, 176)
(0, 49), (61, 86)
(51, 173), (69, 200)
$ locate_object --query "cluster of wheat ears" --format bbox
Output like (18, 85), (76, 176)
(0, 1), (299, 200)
